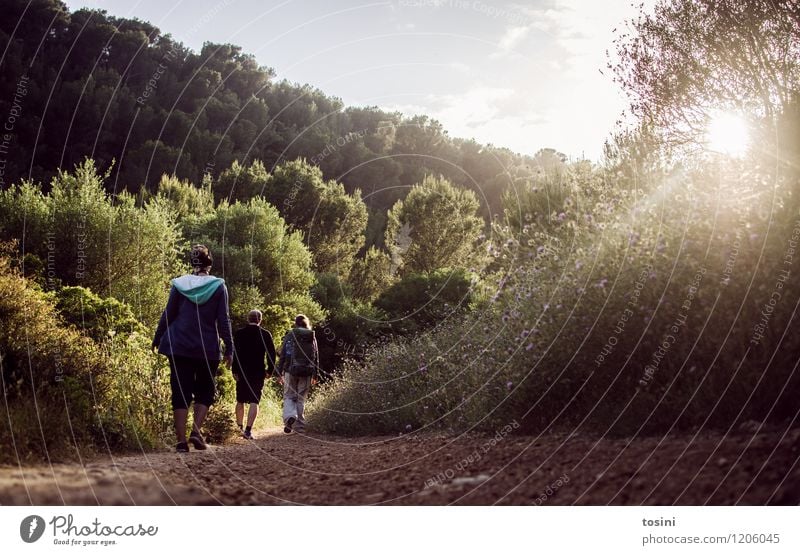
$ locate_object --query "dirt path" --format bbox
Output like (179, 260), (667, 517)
(1, 427), (798, 505)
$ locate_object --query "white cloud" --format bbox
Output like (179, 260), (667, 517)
(381, 86), (549, 152)
(498, 25), (531, 52)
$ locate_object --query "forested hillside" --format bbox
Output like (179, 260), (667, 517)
(0, 0), (558, 236)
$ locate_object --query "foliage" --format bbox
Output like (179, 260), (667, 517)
(0, 0), (553, 230)
(54, 286), (147, 342)
(263, 292), (327, 344)
(0, 160), (183, 325)
(310, 157), (800, 435)
(374, 268), (479, 336)
(156, 174), (215, 219)
(611, 0), (800, 151)
(264, 159), (368, 275)
(311, 272), (351, 311)
(386, 175), (485, 276)
(347, 246), (395, 302)
(212, 160), (269, 205)
(203, 370), (238, 444)
(0, 253), (172, 462)
(195, 196), (318, 303)
(228, 284), (266, 330)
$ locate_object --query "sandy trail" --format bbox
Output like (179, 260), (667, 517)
(1, 427), (798, 505)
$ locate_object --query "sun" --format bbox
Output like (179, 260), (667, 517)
(705, 111), (750, 156)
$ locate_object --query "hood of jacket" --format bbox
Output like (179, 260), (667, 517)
(171, 274), (225, 305)
(292, 327), (314, 338)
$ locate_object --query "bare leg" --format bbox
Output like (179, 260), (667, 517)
(235, 403), (244, 427)
(247, 403), (259, 428)
(192, 404), (209, 435)
(174, 409), (188, 443)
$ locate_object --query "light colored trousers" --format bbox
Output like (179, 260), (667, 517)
(282, 373), (311, 431)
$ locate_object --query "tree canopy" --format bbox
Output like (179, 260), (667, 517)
(385, 175), (485, 276)
(612, 0), (800, 151)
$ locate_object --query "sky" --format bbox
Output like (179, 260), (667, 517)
(63, 0), (648, 161)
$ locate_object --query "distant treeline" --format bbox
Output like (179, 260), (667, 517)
(0, 0), (565, 244)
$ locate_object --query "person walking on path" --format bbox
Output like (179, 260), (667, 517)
(276, 314), (319, 434)
(232, 309), (276, 439)
(152, 245), (233, 452)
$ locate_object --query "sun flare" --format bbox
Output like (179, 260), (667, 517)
(706, 112), (750, 156)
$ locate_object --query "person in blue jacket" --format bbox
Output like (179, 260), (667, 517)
(152, 245), (233, 452)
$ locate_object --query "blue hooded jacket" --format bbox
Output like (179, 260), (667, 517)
(152, 274), (233, 360)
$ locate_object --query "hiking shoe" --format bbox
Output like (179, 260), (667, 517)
(243, 430), (253, 440)
(176, 442), (189, 453)
(284, 417), (296, 434)
(189, 431), (207, 450)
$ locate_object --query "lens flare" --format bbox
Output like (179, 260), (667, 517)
(706, 112), (750, 156)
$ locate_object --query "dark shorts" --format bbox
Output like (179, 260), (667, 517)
(236, 373), (266, 404)
(168, 355), (218, 410)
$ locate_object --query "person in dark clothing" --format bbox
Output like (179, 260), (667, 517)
(232, 309), (276, 439)
(152, 245), (233, 452)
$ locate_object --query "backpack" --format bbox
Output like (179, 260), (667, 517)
(287, 328), (316, 377)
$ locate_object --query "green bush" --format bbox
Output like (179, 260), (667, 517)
(55, 286), (147, 342)
(374, 268), (478, 335)
(0, 255), (102, 461)
(0, 160), (183, 325)
(203, 370), (239, 444)
(0, 253), (175, 461)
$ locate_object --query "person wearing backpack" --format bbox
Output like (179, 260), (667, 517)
(276, 314), (319, 433)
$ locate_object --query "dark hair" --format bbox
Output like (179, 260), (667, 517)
(294, 314), (310, 329)
(190, 244), (213, 269)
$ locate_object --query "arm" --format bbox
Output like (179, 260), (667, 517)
(263, 329), (277, 376)
(217, 284), (234, 359)
(312, 333), (320, 377)
(152, 286), (180, 349)
(276, 336), (289, 376)
(231, 330), (241, 380)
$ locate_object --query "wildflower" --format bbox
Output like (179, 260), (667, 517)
(506, 381), (514, 390)
(526, 342), (534, 351)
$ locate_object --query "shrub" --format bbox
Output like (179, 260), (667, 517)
(0, 253), (175, 461)
(0, 255), (103, 462)
(374, 268), (478, 335)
